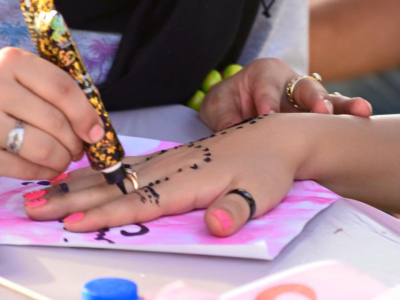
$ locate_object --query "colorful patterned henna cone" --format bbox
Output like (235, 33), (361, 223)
(21, 0), (128, 192)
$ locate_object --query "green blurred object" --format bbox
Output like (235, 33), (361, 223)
(187, 90), (206, 111)
(223, 64), (243, 79)
(201, 70), (223, 92)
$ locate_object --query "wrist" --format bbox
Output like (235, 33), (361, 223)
(264, 113), (334, 182)
(255, 113), (318, 180)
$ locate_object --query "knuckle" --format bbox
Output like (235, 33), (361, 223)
(205, 95), (224, 110)
(53, 75), (80, 99)
(251, 57), (285, 71)
(23, 167), (42, 181)
(42, 107), (83, 158)
(33, 138), (57, 163)
(0, 47), (23, 67)
(46, 107), (67, 132)
(70, 140), (84, 157)
(199, 95), (222, 122)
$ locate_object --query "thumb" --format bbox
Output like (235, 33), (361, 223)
(204, 172), (293, 237)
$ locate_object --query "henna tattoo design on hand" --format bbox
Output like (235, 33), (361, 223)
(126, 114), (269, 207)
(227, 114), (268, 129)
(59, 183), (69, 193)
(134, 186), (160, 206)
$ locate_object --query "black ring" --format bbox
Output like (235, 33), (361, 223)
(227, 189), (256, 221)
(59, 183), (69, 193)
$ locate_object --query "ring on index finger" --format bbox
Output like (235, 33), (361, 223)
(286, 73), (322, 109)
(124, 164), (139, 191)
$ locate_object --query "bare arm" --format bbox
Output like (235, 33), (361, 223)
(310, 0), (400, 80)
(295, 113), (400, 212)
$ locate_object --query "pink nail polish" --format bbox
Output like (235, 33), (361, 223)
(269, 110), (276, 114)
(212, 210), (233, 231)
(50, 173), (69, 184)
(24, 189), (46, 200)
(64, 212), (84, 223)
(25, 198), (47, 208)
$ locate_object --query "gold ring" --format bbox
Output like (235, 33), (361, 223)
(126, 171), (139, 191)
(286, 73), (322, 109)
(124, 165), (139, 191)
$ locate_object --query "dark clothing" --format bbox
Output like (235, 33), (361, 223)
(56, 1), (260, 110)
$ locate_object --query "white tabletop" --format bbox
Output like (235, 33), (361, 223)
(1, 105), (400, 299)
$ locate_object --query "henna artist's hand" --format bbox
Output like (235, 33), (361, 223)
(200, 58), (372, 131)
(24, 114), (313, 237)
(0, 48), (104, 180)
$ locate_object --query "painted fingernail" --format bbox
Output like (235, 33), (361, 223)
(64, 212), (84, 223)
(24, 189), (46, 200)
(89, 124), (105, 143)
(324, 99), (334, 114)
(212, 210), (233, 231)
(50, 173), (69, 184)
(25, 198), (47, 208)
(268, 110), (276, 114)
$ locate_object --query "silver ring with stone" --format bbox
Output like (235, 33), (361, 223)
(6, 120), (25, 154)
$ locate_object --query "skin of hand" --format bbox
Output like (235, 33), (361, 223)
(0, 47), (105, 180)
(199, 58), (373, 132)
(24, 113), (400, 237)
(24, 114), (304, 237)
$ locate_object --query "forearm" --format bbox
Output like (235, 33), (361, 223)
(294, 114), (400, 212)
(310, 0), (400, 80)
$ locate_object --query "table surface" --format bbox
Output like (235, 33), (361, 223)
(1, 105), (400, 299)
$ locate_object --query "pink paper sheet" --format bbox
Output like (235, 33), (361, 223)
(0, 136), (341, 260)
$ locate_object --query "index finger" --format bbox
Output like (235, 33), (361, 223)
(0, 48), (104, 144)
(289, 77), (332, 114)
